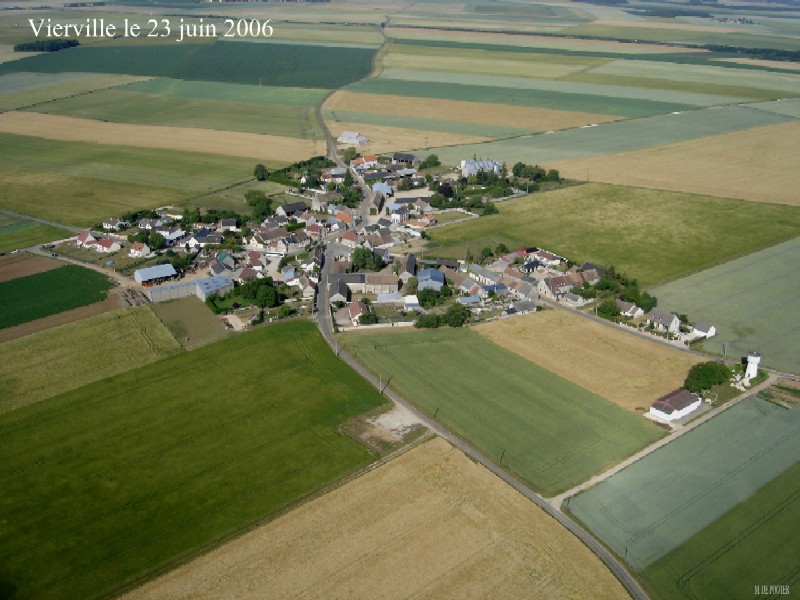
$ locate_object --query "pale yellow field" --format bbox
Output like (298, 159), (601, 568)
(326, 90), (619, 131)
(717, 57), (800, 71)
(0, 112), (318, 161)
(327, 120), (488, 154)
(125, 438), (630, 600)
(559, 120), (800, 206)
(476, 311), (702, 411)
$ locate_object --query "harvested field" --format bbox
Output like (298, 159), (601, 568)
(150, 297), (230, 350)
(126, 438), (630, 600)
(326, 121), (488, 154)
(476, 311), (702, 411)
(324, 90), (620, 132)
(0, 306), (181, 414)
(0, 112), (318, 162)
(570, 397), (800, 571)
(0, 253), (62, 282)
(559, 120), (800, 205)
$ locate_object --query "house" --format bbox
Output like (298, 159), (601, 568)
(372, 193), (386, 214)
(93, 238), (121, 253)
(219, 218), (238, 232)
(649, 389), (702, 422)
(691, 321), (716, 338)
(417, 268), (445, 292)
(102, 217), (128, 231)
(387, 204), (409, 224)
(398, 254), (417, 282)
(364, 272), (399, 294)
(338, 231), (359, 249)
(457, 295), (481, 306)
(337, 131), (369, 146)
(348, 300), (369, 326)
(247, 251), (269, 271)
(467, 264), (501, 286)
(329, 279), (350, 305)
(75, 231), (96, 248)
(275, 201), (307, 218)
(297, 276), (317, 299)
(562, 292), (584, 307)
(647, 309), (681, 334)
(128, 242), (151, 258)
(306, 224), (323, 241)
(138, 218), (163, 230)
(532, 249), (562, 266)
(334, 272), (366, 294)
(335, 211), (356, 230)
(511, 300), (536, 314)
(350, 155), (378, 169)
(235, 267), (260, 284)
(403, 294), (420, 311)
(392, 152), (419, 166)
(460, 159), (501, 178)
(458, 277), (481, 296)
(156, 227), (186, 247)
(481, 283), (509, 299)
(616, 299), (644, 319)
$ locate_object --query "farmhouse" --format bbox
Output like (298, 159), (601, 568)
(691, 321), (716, 338)
(649, 389), (702, 422)
(329, 279), (350, 305)
(337, 131), (369, 146)
(364, 272), (400, 294)
(219, 218), (238, 232)
(87, 238), (121, 254)
(646, 309), (681, 334)
(348, 300), (369, 326)
(134, 263), (177, 285)
(75, 231), (96, 248)
(102, 217), (128, 231)
(275, 202), (307, 218)
(350, 155), (378, 169)
(393, 152), (419, 166)
(398, 254), (417, 282)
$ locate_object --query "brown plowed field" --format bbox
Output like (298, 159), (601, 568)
(326, 90), (619, 131)
(0, 112), (316, 162)
(0, 253), (62, 282)
(559, 120), (800, 206)
(476, 311), (702, 411)
(125, 438), (630, 600)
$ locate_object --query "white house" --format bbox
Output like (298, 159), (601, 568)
(616, 299), (644, 319)
(102, 217), (128, 231)
(348, 300), (369, 326)
(649, 389), (702, 422)
(337, 131), (369, 146)
(128, 242), (151, 258)
(90, 238), (121, 253)
(76, 231), (96, 248)
(646, 309), (681, 334)
(691, 321), (716, 338)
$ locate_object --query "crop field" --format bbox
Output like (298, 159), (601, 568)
(652, 237), (800, 375)
(121, 78), (328, 105)
(126, 438), (630, 600)
(642, 457), (800, 600)
(569, 397), (800, 571)
(0, 264), (113, 329)
(0, 72), (148, 111)
(426, 183), (800, 287)
(0, 112), (317, 161)
(751, 97), (800, 119)
(344, 328), (663, 496)
(150, 297), (230, 350)
(428, 105), (794, 166)
(0, 215), (71, 253)
(0, 306), (182, 414)
(0, 41), (375, 88)
(350, 77), (692, 118)
(327, 121), (487, 155)
(558, 120), (800, 206)
(475, 311), (702, 412)
(0, 321), (386, 600)
(324, 90), (619, 132)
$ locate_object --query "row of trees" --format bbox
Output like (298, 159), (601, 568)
(414, 303), (471, 329)
(511, 162), (560, 183)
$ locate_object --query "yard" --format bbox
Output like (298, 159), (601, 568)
(149, 297), (231, 350)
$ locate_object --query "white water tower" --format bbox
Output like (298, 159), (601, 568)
(745, 351), (761, 380)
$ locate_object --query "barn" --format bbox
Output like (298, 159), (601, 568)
(134, 264), (177, 285)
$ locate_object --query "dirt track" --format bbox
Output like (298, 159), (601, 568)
(125, 438), (629, 600)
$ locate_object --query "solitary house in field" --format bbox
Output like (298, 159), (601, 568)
(337, 131), (369, 146)
(649, 389), (702, 422)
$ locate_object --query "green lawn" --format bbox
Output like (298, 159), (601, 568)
(0, 265), (113, 329)
(425, 183), (800, 287)
(569, 398), (800, 572)
(0, 216), (71, 253)
(345, 328), (663, 495)
(0, 306), (182, 413)
(653, 236), (800, 375)
(642, 457), (800, 600)
(0, 321), (385, 600)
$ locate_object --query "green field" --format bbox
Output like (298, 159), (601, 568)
(0, 41), (375, 88)
(0, 72), (145, 111)
(121, 78), (328, 105)
(345, 328), (663, 495)
(428, 105), (794, 165)
(642, 457), (800, 600)
(0, 133), (255, 226)
(150, 297), (230, 350)
(0, 306), (182, 413)
(426, 183), (800, 287)
(0, 321), (385, 600)
(0, 215), (71, 253)
(0, 264), (113, 329)
(751, 97), (800, 118)
(569, 398), (800, 571)
(653, 237), (800, 375)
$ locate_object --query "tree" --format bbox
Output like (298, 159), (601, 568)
(512, 162), (526, 177)
(480, 247), (493, 260)
(414, 314), (441, 329)
(417, 288), (440, 308)
(684, 361), (730, 393)
(419, 154), (441, 169)
(351, 247), (383, 272)
(597, 299), (620, 318)
(343, 169), (353, 187)
(254, 163), (269, 181)
(482, 202), (499, 216)
(443, 303), (470, 327)
(147, 231), (165, 251)
(359, 311), (378, 325)
(245, 189), (272, 220)
(495, 242), (509, 255)
(342, 147), (358, 163)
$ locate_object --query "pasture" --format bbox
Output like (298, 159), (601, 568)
(150, 297), (230, 350)
(425, 183), (800, 287)
(0, 306), (181, 414)
(126, 438), (630, 600)
(0, 264), (112, 329)
(568, 397), (800, 571)
(642, 457), (800, 600)
(344, 328), (663, 496)
(428, 105), (793, 166)
(0, 112), (316, 161)
(0, 41), (375, 88)
(652, 237), (800, 375)
(0, 215), (71, 253)
(558, 120), (800, 206)
(476, 311), (702, 412)
(0, 321), (385, 600)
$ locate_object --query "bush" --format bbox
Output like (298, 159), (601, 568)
(684, 361), (730, 393)
(414, 314), (441, 329)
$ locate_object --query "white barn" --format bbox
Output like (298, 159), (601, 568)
(337, 131), (369, 146)
(649, 389), (702, 422)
